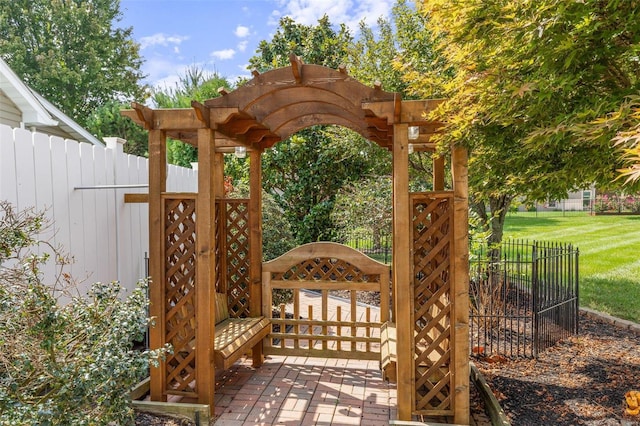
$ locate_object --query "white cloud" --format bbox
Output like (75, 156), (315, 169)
(237, 40), (248, 52)
(211, 49), (236, 60)
(268, 9), (282, 26)
(272, 0), (393, 31)
(235, 25), (251, 38)
(139, 33), (189, 50)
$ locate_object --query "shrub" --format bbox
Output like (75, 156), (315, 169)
(0, 201), (169, 425)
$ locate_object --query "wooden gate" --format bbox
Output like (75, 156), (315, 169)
(262, 242), (390, 360)
(412, 192), (455, 416)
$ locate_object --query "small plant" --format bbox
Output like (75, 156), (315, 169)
(469, 266), (508, 330)
(624, 196), (640, 213)
(0, 201), (169, 425)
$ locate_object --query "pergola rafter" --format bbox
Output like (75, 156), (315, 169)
(123, 54), (470, 424)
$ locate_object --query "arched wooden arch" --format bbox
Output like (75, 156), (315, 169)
(123, 54), (470, 424)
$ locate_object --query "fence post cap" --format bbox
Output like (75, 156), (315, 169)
(103, 137), (126, 153)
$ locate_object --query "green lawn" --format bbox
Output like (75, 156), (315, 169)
(503, 212), (640, 322)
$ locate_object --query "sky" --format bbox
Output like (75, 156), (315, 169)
(118, 0), (395, 91)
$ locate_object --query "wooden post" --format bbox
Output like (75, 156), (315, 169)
(393, 123), (413, 420)
(452, 146), (470, 425)
(148, 128), (167, 402)
(195, 128), (217, 411)
(214, 152), (225, 198)
(433, 155), (445, 191)
(249, 148), (264, 366)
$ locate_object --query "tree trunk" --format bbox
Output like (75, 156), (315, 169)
(471, 194), (514, 261)
(488, 195), (513, 247)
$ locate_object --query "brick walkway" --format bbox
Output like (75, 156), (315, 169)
(214, 356), (395, 425)
(212, 290), (490, 425)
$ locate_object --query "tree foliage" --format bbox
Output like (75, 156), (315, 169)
(250, 16), (386, 243)
(152, 66), (233, 167)
(408, 0), (640, 243)
(332, 176), (392, 248)
(262, 127), (375, 243)
(0, 201), (169, 425)
(249, 15), (351, 71)
(85, 101), (149, 156)
(0, 0), (146, 128)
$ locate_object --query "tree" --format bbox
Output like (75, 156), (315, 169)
(332, 176), (392, 248)
(85, 101), (149, 156)
(152, 66), (233, 167)
(407, 0), (640, 244)
(250, 16), (385, 243)
(0, 0), (145, 128)
(249, 15), (352, 71)
(349, 0), (447, 191)
(261, 127), (375, 243)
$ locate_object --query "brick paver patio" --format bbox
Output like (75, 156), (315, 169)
(210, 290), (489, 425)
(213, 355), (395, 425)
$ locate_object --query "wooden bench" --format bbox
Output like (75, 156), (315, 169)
(211, 292), (270, 370)
(380, 321), (397, 382)
(214, 316), (270, 370)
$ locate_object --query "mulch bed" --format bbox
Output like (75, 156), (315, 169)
(474, 311), (640, 425)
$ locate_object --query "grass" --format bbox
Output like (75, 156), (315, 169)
(503, 211), (640, 322)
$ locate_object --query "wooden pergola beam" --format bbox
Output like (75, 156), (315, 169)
(400, 99), (445, 124)
(289, 53), (303, 83)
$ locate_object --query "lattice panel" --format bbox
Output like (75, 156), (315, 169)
(272, 258), (377, 283)
(412, 194), (454, 414)
(216, 199), (251, 318)
(164, 198), (197, 396)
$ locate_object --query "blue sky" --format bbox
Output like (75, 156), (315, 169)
(118, 0), (395, 90)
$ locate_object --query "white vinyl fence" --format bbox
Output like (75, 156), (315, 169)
(0, 124), (197, 301)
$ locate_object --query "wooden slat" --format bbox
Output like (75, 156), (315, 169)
(268, 333), (378, 344)
(400, 99), (445, 123)
(263, 242), (389, 274)
(249, 150), (263, 315)
(124, 193), (149, 203)
(452, 146), (470, 425)
(263, 347), (380, 360)
(393, 123), (413, 420)
(249, 149), (263, 366)
(269, 319), (382, 328)
(433, 155), (445, 191)
(195, 128), (216, 411)
(268, 280), (382, 291)
(148, 129), (167, 402)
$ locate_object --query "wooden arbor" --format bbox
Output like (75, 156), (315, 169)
(124, 55), (470, 424)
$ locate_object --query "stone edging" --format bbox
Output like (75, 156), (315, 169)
(580, 307), (640, 335)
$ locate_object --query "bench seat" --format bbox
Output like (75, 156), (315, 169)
(380, 321), (397, 382)
(214, 316), (270, 370)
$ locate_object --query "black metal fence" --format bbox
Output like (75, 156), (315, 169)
(346, 235), (392, 264)
(469, 239), (579, 358)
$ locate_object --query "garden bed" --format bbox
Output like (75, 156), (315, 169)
(474, 311), (640, 425)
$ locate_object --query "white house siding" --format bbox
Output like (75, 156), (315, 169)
(0, 91), (22, 128)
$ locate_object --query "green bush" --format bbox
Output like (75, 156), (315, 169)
(0, 202), (169, 425)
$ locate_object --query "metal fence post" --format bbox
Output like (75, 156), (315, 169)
(532, 241), (539, 357)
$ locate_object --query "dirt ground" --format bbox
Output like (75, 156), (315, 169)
(474, 311), (640, 425)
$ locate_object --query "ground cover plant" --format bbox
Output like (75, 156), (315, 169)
(0, 202), (169, 425)
(503, 212), (640, 322)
